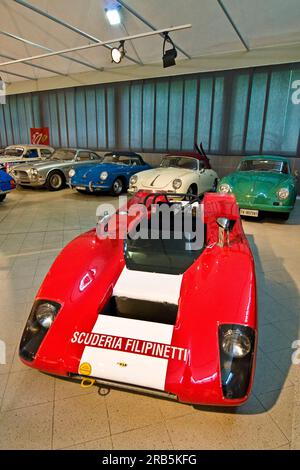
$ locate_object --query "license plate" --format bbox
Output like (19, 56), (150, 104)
(76, 186), (86, 191)
(240, 209), (259, 217)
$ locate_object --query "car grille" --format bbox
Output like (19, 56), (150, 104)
(15, 171), (30, 182)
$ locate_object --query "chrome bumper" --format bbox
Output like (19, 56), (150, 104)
(13, 176), (45, 186)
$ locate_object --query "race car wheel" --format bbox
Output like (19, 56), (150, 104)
(46, 172), (65, 191)
(111, 178), (124, 196)
(0, 194), (6, 202)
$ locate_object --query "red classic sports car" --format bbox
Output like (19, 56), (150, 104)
(19, 191), (257, 406)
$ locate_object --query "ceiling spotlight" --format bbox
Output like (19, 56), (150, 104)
(111, 40), (125, 64)
(105, 6), (121, 25)
(162, 32), (178, 68)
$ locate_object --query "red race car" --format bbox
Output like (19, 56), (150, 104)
(19, 191), (257, 406)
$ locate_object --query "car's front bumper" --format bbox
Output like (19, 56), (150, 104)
(71, 181), (111, 192)
(13, 175), (46, 187)
(129, 186), (180, 195)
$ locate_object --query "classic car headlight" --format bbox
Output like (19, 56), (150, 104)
(219, 183), (231, 194)
(30, 168), (38, 176)
(219, 324), (255, 400)
(130, 175), (138, 185)
(100, 171), (108, 181)
(35, 303), (58, 329)
(277, 188), (289, 200)
(172, 179), (182, 190)
(222, 329), (251, 358)
(19, 300), (61, 362)
(69, 169), (76, 178)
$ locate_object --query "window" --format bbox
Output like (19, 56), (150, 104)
(160, 156), (198, 170)
(51, 150), (76, 160)
(90, 152), (102, 160)
(25, 149), (38, 158)
(40, 149), (53, 158)
(238, 159), (286, 173)
(4, 147), (24, 157)
(77, 151), (92, 161)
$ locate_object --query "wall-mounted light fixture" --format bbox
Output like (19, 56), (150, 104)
(111, 40), (125, 63)
(162, 32), (178, 68)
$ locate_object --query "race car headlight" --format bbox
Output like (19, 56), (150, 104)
(100, 171), (108, 181)
(172, 178), (182, 190)
(219, 183), (231, 194)
(69, 169), (76, 178)
(277, 188), (289, 200)
(130, 175), (138, 185)
(222, 329), (251, 358)
(19, 300), (61, 362)
(35, 303), (58, 329)
(219, 324), (255, 400)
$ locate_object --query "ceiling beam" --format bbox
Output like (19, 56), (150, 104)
(0, 51), (66, 76)
(13, 0), (141, 65)
(0, 68), (35, 80)
(216, 0), (249, 51)
(1, 31), (104, 72)
(0, 24), (192, 68)
(118, 0), (191, 60)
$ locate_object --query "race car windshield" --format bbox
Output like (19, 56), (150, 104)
(4, 147), (24, 157)
(160, 157), (198, 170)
(51, 150), (76, 160)
(238, 160), (287, 173)
(124, 205), (205, 275)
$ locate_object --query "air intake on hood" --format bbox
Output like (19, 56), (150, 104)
(101, 296), (178, 325)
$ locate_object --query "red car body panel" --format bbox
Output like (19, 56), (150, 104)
(20, 192), (257, 406)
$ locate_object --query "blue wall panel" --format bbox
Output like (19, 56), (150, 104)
(0, 62), (299, 156)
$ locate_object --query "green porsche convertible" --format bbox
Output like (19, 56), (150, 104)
(218, 155), (298, 220)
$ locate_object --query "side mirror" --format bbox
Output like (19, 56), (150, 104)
(217, 217), (235, 247)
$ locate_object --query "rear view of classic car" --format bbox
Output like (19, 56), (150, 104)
(70, 151), (151, 196)
(19, 191), (257, 406)
(0, 167), (16, 202)
(11, 148), (103, 191)
(218, 155), (298, 220)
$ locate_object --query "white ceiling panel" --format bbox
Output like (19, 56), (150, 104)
(0, 0), (299, 86)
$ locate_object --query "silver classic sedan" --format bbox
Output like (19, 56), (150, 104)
(11, 148), (103, 191)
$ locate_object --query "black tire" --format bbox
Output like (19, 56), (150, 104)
(110, 178), (124, 196)
(211, 178), (218, 192)
(280, 212), (290, 221)
(187, 184), (197, 196)
(0, 194), (6, 202)
(46, 172), (65, 191)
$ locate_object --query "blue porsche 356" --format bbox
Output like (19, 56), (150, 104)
(69, 151), (151, 196)
(0, 167), (16, 202)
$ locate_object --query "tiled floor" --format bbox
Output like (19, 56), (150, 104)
(0, 187), (299, 450)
